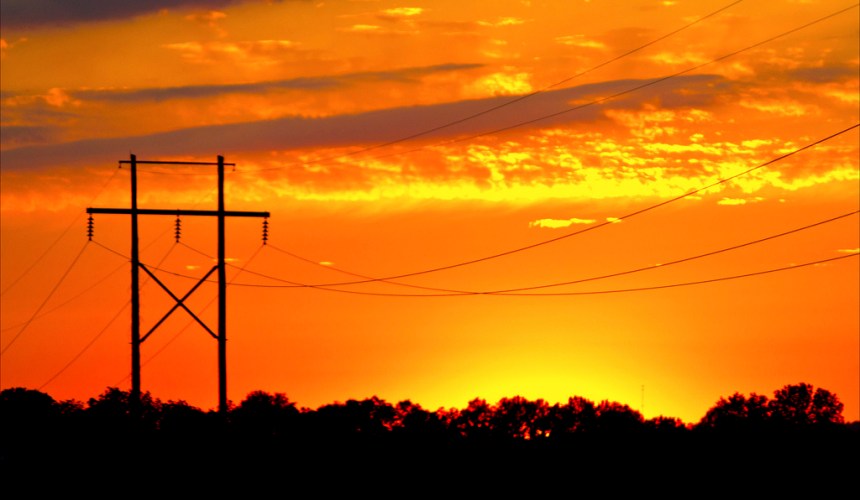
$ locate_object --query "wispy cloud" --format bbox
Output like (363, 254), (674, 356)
(478, 17), (527, 27)
(378, 7), (424, 21)
(555, 35), (606, 49)
(717, 196), (764, 206)
(64, 64), (485, 103)
(529, 217), (596, 229)
(162, 39), (299, 66)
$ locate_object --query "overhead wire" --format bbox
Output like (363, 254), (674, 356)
(1, 241), (91, 356)
(248, 2), (857, 173)
(265, 209), (860, 294)
(38, 240), (180, 390)
(247, 0), (744, 172)
(248, 124), (860, 288)
(31, 191), (218, 386)
(165, 206), (860, 297)
(82, 122), (859, 299)
(352, 3), (860, 165)
(163, 253), (857, 297)
(124, 207), (858, 297)
(111, 244), (266, 386)
(501, 253), (858, 296)
(486, 210), (860, 294)
(135, 245), (265, 378)
(1, 166), (121, 297)
(0, 261), (127, 333)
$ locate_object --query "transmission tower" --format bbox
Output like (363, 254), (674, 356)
(87, 154), (269, 415)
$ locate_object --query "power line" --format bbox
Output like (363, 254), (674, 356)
(2, 199), (208, 332)
(131, 244), (266, 382)
(488, 210), (860, 294)
(265, 210), (859, 294)
(501, 253), (858, 296)
(251, 124), (860, 288)
(39, 301), (130, 391)
(248, 2), (856, 173)
(73, 115), (858, 302)
(248, 0), (744, 173)
(1, 241), (91, 356)
(174, 253), (859, 297)
(38, 241), (180, 389)
(121, 207), (858, 298)
(1, 167), (121, 297)
(112, 245), (266, 386)
(240, 243), (471, 294)
(1, 261), (126, 333)
(355, 3), (859, 165)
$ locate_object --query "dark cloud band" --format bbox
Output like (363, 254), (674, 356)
(0, 0), (243, 29)
(0, 74), (721, 171)
(68, 64), (486, 103)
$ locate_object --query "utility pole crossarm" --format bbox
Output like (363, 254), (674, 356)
(87, 208), (270, 218)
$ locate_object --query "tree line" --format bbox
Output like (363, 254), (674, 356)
(1, 382), (851, 441)
(3, 382), (855, 488)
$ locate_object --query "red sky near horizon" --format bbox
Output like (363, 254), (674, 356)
(1, 0), (858, 423)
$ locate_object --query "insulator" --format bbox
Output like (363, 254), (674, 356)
(262, 218), (269, 245)
(87, 214), (95, 241)
(174, 215), (182, 243)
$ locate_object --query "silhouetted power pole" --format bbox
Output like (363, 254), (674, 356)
(87, 154), (269, 415)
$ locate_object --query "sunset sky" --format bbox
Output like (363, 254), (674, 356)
(1, 0), (857, 423)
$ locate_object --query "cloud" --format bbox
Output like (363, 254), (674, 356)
(0, 74), (724, 171)
(0, 0), (247, 29)
(0, 125), (61, 148)
(650, 52), (709, 66)
(3, 87), (79, 108)
(162, 39), (299, 66)
(478, 17), (527, 27)
(837, 248), (860, 254)
(465, 71), (533, 97)
(717, 196), (764, 206)
(529, 217), (596, 228)
(345, 24), (382, 32)
(378, 7), (423, 20)
(554, 35), (606, 49)
(65, 64), (485, 103)
(185, 10), (228, 24)
(738, 98), (816, 117)
(787, 64), (860, 84)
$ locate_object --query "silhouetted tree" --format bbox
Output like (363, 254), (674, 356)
(231, 390), (299, 438)
(159, 399), (211, 436)
(85, 387), (161, 433)
(547, 396), (598, 436)
(490, 396), (551, 440)
(811, 387), (845, 425)
(698, 392), (770, 431)
(393, 400), (447, 437)
(0, 387), (56, 426)
(644, 416), (689, 435)
(311, 396), (396, 439)
(0, 387), (62, 448)
(451, 398), (494, 440)
(769, 383), (844, 427)
(595, 401), (644, 433)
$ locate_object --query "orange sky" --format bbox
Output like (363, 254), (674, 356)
(1, 0), (858, 423)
